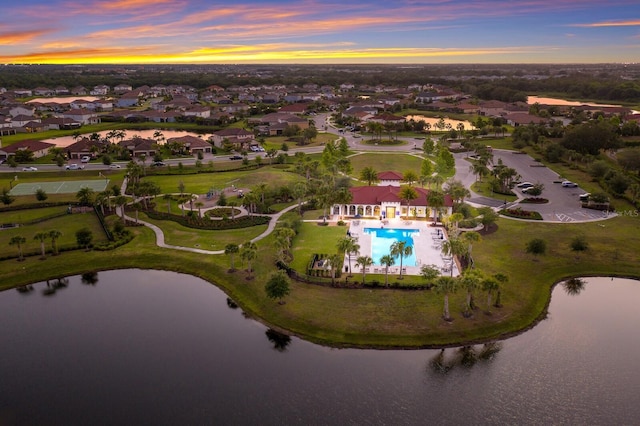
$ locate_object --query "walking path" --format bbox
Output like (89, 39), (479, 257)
(117, 178), (302, 255)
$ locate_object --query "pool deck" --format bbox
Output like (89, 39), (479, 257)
(347, 218), (460, 277)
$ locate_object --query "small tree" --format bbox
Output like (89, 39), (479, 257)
(355, 255), (373, 285)
(526, 238), (547, 258)
(217, 191), (227, 206)
(420, 264), (440, 287)
(35, 188), (48, 202)
(33, 232), (48, 259)
(264, 270), (291, 304)
(1, 188), (15, 206)
(48, 230), (62, 255)
(76, 228), (93, 250)
(379, 254), (395, 287)
(9, 235), (27, 261)
(570, 235), (589, 253)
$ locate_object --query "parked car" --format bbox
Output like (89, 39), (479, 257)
(579, 193), (591, 202)
(80, 156), (91, 163)
(65, 164), (84, 170)
(151, 161), (166, 167)
(562, 181), (578, 188)
(517, 182), (534, 188)
(229, 155), (243, 160)
(22, 166), (38, 171)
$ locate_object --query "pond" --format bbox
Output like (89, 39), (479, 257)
(405, 115), (475, 131)
(46, 129), (211, 148)
(1, 271), (638, 425)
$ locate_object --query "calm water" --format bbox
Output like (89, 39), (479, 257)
(1, 271), (639, 425)
(405, 115), (474, 131)
(364, 227), (418, 266)
(46, 129), (210, 148)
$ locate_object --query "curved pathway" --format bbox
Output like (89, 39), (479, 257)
(118, 194), (302, 254)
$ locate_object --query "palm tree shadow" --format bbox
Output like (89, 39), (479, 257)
(265, 328), (292, 352)
(563, 277), (586, 296)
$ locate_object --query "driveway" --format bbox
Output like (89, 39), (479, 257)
(469, 149), (612, 222)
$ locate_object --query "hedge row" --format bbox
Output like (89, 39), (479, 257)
(144, 209), (271, 230)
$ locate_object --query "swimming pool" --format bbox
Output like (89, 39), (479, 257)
(363, 228), (419, 266)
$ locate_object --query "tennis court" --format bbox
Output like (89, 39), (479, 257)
(9, 179), (110, 196)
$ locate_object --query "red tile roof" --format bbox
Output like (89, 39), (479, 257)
(350, 185), (453, 207)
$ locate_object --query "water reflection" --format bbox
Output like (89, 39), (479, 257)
(429, 342), (502, 374)
(265, 328), (292, 352)
(1, 272), (639, 425)
(42, 278), (69, 296)
(81, 271), (99, 286)
(562, 277), (586, 296)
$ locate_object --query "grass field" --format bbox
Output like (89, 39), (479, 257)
(144, 166), (305, 194)
(0, 210), (108, 257)
(349, 152), (426, 178)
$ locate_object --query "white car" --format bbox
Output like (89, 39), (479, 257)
(22, 166), (38, 171)
(65, 164), (84, 170)
(517, 182), (534, 188)
(81, 156), (91, 163)
(109, 164), (121, 169)
(562, 181), (578, 188)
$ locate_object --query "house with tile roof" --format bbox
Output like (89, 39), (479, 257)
(166, 135), (212, 155)
(0, 139), (55, 160)
(377, 171), (403, 186)
(332, 185), (453, 220)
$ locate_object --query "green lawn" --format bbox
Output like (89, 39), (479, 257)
(349, 152), (426, 178)
(0, 205), (67, 223)
(289, 221), (349, 272)
(143, 166), (304, 194)
(138, 212), (268, 250)
(0, 211), (108, 257)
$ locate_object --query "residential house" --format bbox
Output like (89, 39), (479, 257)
(114, 84), (133, 94)
(66, 137), (107, 159)
(209, 128), (254, 148)
(90, 85), (110, 96)
(166, 135), (212, 155)
(183, 106), (211, 119)
(116, 90), (142, 108)
(62, 109), (100, 125)
(10, 114), (40, 128)
(504, 113), (548, 127)
(118, 138), (157, 158)
(9, 105), (35, 117)
(0, 139), (54, 160)
(41, 117), (81, 130)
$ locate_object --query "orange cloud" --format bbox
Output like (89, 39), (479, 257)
(0, 29), (52, 45)
(571, 19), (640, 28)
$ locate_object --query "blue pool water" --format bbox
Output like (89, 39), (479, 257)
(363, 228), (419, 266)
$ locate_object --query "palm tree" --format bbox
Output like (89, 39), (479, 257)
(224, 243), (239, 272)
(114, 195), (128, 223)
(163, 193), (173, 214)
(337, 236), (359, 276)
(9, 235), (27, 261)
(492, 273), (508, 307)
(359, 166), (379, 186)
(461, 229), (481, 256)
(434, 276), (458, 321)
(390, 240), (412, 279)
(48, 230), (62, 255)
(33, 232), (48, 259)
(481, 277), (499, 312)
(460, 270), (481, 315)
(402, 170), (419, 186)
(240, 241), (258, 279)
(355, 255), (373, 285)
(292, 182), (307, 216)
(327, 253), (343, 286)
(379, 254), (395, 287)
(398, 186), (418, 219)
(426, 190), (445, 224)
(441, 237), (466, 277)
(76, 187), (95, 206)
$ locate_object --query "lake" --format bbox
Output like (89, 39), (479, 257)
(527, 95), (623, 108)
(47, 129), (211, 148)
(1, 271), (638, 425)
(405, 115), (475, 131)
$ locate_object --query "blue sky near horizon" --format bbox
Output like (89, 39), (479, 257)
(0, 0), (639, 64)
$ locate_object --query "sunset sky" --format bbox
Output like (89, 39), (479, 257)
(1, 0), (639, 64)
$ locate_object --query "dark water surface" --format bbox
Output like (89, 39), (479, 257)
(1, 270), (638, 425)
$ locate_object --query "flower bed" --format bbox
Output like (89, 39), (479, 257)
(499, 207), (543, 220)
(520, 197), (549, 204)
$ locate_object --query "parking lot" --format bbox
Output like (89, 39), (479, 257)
(492, 150), (610, 222)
